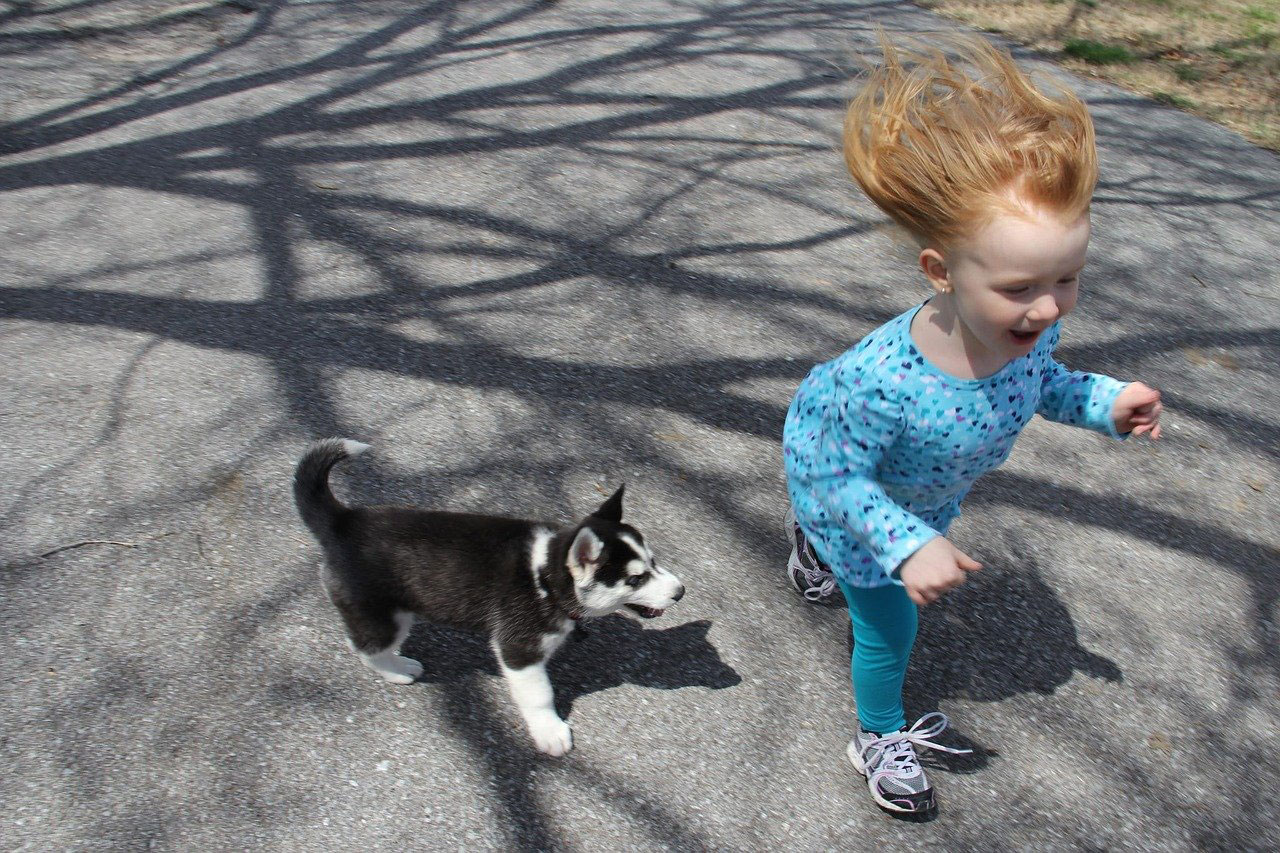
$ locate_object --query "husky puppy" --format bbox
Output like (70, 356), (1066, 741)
(293, 439), (685, 755)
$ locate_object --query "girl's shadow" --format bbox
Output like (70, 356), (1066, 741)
(845, 548), (1122, 774)
(403, 616), (741, 719)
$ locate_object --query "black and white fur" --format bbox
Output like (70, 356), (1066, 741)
(293, 439), (685, 755)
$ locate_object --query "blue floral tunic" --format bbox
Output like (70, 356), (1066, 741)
(783, 303), (1128, 588)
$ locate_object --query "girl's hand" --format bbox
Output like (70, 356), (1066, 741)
(896, 537), (982, 606)
(1113, 382), (1163, 439)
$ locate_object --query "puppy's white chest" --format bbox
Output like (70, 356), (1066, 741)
(540, 619), (574, 657)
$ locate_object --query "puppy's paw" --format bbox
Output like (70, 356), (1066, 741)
(528, 715), (573, 757)
(376, 655), (424, 684)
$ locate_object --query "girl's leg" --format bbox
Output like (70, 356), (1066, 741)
(835, 576), (917, 733)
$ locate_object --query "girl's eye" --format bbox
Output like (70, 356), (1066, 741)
(1058, 277), (1079, 286)
(1005, 286), (1030, 295)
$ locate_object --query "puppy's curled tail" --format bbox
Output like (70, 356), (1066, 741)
(293, 438), (370, 537)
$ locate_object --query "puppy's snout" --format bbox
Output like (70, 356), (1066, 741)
(672, 585), (685, 602)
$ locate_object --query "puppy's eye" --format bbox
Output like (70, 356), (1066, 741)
(626, 574), (647, 587)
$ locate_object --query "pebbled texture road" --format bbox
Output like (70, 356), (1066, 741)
(2, 1), (1277, 850)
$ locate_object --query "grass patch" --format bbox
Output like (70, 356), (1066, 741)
(1209, 43), (1248, 62)
(916, 0), (1280, 150)
(1064, 38), (1138, 63)
(1153, 91), (1196, 107)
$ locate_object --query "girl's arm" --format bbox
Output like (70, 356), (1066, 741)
(1036, 323), (1131, 439)
(784, 374), (937, 579)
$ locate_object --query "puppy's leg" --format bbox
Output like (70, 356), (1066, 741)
(341, 607), (423, 685)
(495, 643), (572, 756)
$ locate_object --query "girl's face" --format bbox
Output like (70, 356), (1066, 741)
(923, 204), (1090, 365)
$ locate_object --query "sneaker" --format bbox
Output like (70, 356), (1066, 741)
(846, 712), (970, 815)
(785, 507), (836, 602)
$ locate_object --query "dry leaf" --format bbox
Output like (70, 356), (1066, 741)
(313, 180), (341, 190)
(654, 432), (687, 443)
(1183, 347), (1239, 370)
(1246, 479), (1265, 493)
(1147, 732), (1172, 753)
(1211, 352), (1239, 370)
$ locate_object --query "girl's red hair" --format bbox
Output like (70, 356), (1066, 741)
(843, 34), (1098, 247)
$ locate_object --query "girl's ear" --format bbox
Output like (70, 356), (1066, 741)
(919, 247), (951, 294)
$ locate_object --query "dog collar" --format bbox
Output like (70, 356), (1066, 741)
(536, 568), (584, 621)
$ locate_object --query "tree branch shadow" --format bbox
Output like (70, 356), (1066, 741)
(2, 0), (1278, 848)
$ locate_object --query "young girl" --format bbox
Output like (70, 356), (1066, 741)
(782, 36), (1162, 817)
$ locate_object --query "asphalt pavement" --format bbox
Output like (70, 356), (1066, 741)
(2, 1), (1277, 850)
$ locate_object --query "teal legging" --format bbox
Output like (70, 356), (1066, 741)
(836, 576), (918, 734)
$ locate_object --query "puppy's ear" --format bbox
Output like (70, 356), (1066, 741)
(590, 484), (624, 523)
(568, 526), (604, 583)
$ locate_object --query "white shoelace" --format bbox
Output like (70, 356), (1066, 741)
(785, 508), (836, 601)
(800, 568), (836, 602)
(859, 712), (971, 812)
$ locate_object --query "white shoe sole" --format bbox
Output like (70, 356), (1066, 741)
(847, 738), (868, 775)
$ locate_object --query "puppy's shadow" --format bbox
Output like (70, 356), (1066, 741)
(402, 616), (741, 719)
(550, 617), (742, 717)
